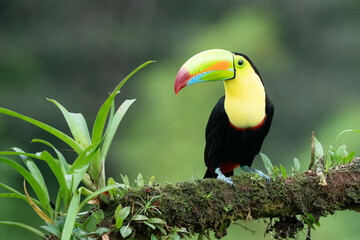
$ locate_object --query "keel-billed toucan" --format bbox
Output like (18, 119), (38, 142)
(174, 49), (274, 186)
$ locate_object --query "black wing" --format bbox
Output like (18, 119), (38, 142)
(204, 96), (228, 169)
(263, 94), (274, 137)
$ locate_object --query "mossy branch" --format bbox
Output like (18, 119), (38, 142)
(103, 159), (360, 239)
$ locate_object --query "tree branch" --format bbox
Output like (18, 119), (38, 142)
(104, 159), (360, 239)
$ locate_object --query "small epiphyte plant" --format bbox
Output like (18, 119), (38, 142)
(260, 153), (300, 181)
(314, 134), (357, 173)
(0, 61), (154, 239)
(114, 174), (169, 239)
(261, 131), (357, 240)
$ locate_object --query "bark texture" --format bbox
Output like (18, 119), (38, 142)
(105, 159), (360, 239)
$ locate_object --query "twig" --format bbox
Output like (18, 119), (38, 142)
(232, 222), (256, 235)
(309, 131), (315, 170)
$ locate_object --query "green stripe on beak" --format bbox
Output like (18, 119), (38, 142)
(175, 49), (235, 95)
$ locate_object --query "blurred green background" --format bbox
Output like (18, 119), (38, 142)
(1, 1), (360, 239)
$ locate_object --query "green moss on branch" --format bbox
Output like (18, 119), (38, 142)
(103, 160), (360, 239)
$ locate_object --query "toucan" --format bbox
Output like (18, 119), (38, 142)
(174, 49), (274, 186)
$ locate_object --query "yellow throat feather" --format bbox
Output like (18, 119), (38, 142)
(223, 62), (266, 129)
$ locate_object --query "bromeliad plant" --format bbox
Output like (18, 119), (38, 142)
(0, 61), (154, 240)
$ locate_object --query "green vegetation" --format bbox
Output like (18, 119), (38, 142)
(0, 61), (154, 239)
(2, 1), (360, 239)
(259, 132), (358, 239)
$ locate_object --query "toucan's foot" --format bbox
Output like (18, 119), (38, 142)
(241, 166), (270, 184)
(215, 168), (235, 187)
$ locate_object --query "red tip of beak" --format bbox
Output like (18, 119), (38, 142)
(174, 67), (191, 95)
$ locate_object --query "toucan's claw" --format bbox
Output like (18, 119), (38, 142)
(241, 166), (270, 184)
(257, 171), (271, 184)
(215, 168), (235, 188)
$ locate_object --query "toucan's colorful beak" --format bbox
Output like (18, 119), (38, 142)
(174, 49), (235, 95)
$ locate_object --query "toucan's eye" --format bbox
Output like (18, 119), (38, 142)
(237, 60), (244, 66)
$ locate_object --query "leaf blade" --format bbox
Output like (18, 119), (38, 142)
(0, 107), (83, 154)
(0, 221), (45, 238)
(294, 158), (301, 172)
(101, 99), (136, 162)
(0, 182), (41, 205)
(68, 141), (103, 174)
(0, 156), (53, 216)
(260, 153), (273, 175)
(23, 180), (54, 224)
(78, 183), (124, 211)
(47, 99), (91, 147)
(280, 164), (287, 180)
(61, 189), (81, 240)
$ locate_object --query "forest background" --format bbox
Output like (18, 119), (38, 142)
(1, 1), (360, 239)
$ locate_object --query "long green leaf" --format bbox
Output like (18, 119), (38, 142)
(108, 101), (115, 129)
(48, 99), (91, 147)
(0, 107), (83, 154)
(0, 221), (45, 238)
(0, 156), (53, 217)
(32, 139), (69, 175)
(112, 60), (156, 95)
(55, 189), (62, 218)
(336, 129), (360, 141)
(0, 149), (68, 206)
(0, 151), (40, 159)
(91, 60), (155, 145)
(71, 166), (88, 194)
(89, 61), (154, 186)
(13, 148), (50, 202)
(69, 141), (102, 174)
(0, 183), (41, 205)
(39, 151), (70, 206)
(61, 189), (81, 240)
(101, 99), (136, 162)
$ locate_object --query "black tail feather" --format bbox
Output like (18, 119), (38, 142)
(203, 169), (234, 178)
(204, 168), (217, 178)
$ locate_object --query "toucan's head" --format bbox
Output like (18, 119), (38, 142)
(174, 49), (260, 95)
